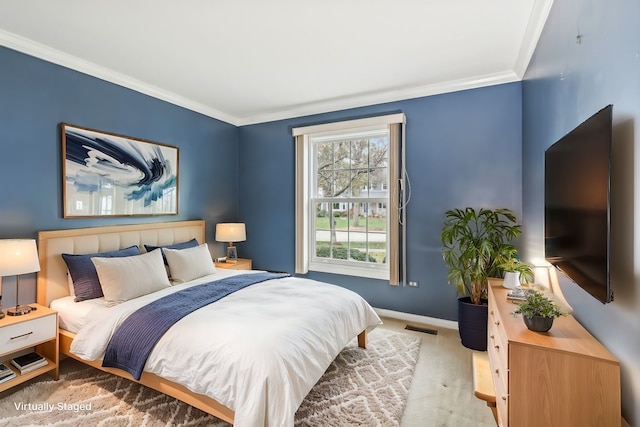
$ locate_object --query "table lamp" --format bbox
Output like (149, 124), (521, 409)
(0, 239), (40, 316)
(215, 223), (246, 263)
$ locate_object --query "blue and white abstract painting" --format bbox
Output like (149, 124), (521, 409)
(62, 124), (178, 217)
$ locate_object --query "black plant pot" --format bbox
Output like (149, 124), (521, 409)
(523, 315), (554, 332)
(457, 296), (488, 351)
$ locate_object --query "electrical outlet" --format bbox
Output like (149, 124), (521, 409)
(408, 281), (419, 287)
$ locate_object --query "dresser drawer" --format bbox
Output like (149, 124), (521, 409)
(488, 310), (509, 382)
(489, 347), (508, 394)
(495, 376), (509, 427)
(0, 313), (57, 356)
(491, 332), (508, 380)
(488, 316), (506, 356)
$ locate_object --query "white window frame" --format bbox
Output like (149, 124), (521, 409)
(294, 113), (405, 282)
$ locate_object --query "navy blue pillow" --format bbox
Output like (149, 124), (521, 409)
(144, 238), (199, 264)
(62, 245), (140, 302)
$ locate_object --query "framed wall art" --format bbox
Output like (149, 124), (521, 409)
(61, 123), (179, 218)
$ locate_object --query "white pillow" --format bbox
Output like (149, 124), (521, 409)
(163, 243), (216, 283)
(92, 249), (171, 306)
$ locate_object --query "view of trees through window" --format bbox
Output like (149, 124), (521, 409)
(311, 130), (389, 265)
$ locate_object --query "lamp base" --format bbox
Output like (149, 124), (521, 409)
(226, 245), (238, 263)
(7, 305), (34, 316)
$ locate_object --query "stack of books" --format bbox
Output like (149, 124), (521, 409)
(0, 362), (16, 384)
(11, 352), (47, 375)
(506, 287), (535, 301)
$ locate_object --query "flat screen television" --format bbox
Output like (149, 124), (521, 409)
(544, 104), (613, 304)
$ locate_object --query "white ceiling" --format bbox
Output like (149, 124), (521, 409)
(0, 0), (553, 126)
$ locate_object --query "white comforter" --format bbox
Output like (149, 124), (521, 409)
(70, 270), (382, 426)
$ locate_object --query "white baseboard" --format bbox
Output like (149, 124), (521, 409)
(374, 308), (458, 331)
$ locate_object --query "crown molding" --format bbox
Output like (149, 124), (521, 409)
(237, 70), (520, 126)
(1, 27), (527, 128)
(513, 0), (554, 78)
(0, 29), (241, 126)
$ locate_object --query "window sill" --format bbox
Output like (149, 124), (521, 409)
(309, 260), (389, 280)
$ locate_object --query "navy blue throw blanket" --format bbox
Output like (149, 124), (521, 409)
(102, 272), (289, 380)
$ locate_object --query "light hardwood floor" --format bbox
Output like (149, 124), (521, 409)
(378, 317), (496, 427)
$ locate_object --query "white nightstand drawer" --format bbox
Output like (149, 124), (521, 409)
(0, 313), (57, 356)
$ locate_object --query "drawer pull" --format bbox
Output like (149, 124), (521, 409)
(10, 331), (33, 340)
(502, 396), (507, 401)
(490, 334), (495, 339)
(494, 345), (500, 350)
(495, 320), (501, 326)
(495, 369), (499, 375)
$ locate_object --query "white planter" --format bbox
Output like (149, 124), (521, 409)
(502, 271), (520, 289)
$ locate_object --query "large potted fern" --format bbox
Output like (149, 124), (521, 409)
(441, 207), (528, 350)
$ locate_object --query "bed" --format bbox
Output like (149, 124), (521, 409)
(37, 220), (381, 426)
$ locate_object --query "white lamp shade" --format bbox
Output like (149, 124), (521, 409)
(215, 223), (246, 243)
(0, 239), (40, 276)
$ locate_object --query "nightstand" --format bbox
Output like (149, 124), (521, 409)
(0, 304), (59, 392)
(215, 258), (252, 270)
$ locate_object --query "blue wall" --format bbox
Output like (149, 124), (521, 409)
(3, 5), (634, 419)
(522, 0), (640, 423)
(238, 82), (523, 321)
(0, 46), (239, 306)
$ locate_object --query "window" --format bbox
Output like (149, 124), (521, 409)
(294, 114), (405, 283)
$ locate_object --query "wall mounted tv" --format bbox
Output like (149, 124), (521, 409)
(544, 104), (613, 304)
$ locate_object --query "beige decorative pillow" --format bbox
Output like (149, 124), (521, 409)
(92, 249), (171, 306)
(163, 243), (217, 283)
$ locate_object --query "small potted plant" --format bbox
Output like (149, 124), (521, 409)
(498, 256), (534, 289)
(512, 291), (567, 332)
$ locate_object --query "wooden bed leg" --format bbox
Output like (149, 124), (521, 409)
(357, 330), (367, 349)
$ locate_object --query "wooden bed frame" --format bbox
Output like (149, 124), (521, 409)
(36, 220), (367, 425)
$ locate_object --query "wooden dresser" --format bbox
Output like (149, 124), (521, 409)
(487, 281), (621, 427)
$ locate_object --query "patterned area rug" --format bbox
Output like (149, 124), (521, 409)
(0, 328), (420, 427)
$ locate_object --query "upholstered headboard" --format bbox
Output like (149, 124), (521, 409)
(37, 220), (206, 307)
